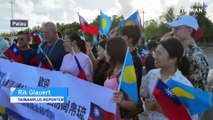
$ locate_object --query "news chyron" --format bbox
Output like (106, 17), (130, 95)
(10, 87), (68, 103)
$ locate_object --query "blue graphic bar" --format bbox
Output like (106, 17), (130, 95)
(10, 87), (68, 97)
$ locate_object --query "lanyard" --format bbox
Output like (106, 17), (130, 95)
(45, 40), (59, 56)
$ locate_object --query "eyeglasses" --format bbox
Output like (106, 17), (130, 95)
(172, 26), (188, 32)
(42, 31), (56, 34)
(42, 31), (50, 34)
(17, 38), (25, 41)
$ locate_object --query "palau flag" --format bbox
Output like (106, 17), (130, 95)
(120, 11), (140, 27)
(88, 102), (114, 120)
(153, 79), (192, 120)
(99, 11), (112, 36)
(119, 48), (138, 104)
(74, 55), (88, 81)
(3, 43), (23, 63)
(166, 79), (212, 115)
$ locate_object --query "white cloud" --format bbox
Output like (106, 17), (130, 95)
(0, 0), (213, 33)
(117, 0), (134, 17)
(15, 0), (33, 15)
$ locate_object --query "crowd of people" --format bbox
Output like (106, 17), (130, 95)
(0, 15), (210, 120)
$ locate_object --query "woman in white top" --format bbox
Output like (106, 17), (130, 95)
(60, 32), (93, 82)
(140, 38), (198, 120)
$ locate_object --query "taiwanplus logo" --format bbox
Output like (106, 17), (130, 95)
(10, 87), (68, 103)
(180, 4), (207, 14)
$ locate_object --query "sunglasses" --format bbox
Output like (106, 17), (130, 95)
(17, 38), (25, 41)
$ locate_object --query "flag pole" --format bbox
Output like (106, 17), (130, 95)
(71, 47), (76, 55)
(118, 47), (129, 91)
(82, 32), (86, 40)
(39, 47), (55, 70)
(78, 12), (86, 40)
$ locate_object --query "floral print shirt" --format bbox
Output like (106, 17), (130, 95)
(184, 40), (209, 90)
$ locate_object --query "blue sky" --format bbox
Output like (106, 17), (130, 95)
(0, 0), (213, 33)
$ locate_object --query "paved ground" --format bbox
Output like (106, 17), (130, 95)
(202, 47), (213, 69)
(202, 47), (213, 120)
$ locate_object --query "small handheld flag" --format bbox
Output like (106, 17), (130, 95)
(89, 102), (114, 120)
(99, 11), (112, 36)
(29, 32), (42, 45)
(38, 48), (55, 70)
(167, 79), (212, 115)
(153, 79), (192, 120)
(119, 48), (138, 104)
(3, 43), (23, 63)
(74, 55), (88, 81)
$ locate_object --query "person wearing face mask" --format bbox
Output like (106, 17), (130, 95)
(60, 32), (93, 82)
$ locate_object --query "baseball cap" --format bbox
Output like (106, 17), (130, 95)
(167, 15), (199, 30)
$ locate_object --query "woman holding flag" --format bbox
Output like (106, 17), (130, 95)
(103, 36), (138, 120)
(60, 32), (93, 82)
(139, 38), (198, 120)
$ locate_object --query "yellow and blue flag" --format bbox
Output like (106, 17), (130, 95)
(119, 48), (138, 104)
(120, 11), (140, 27)
(166, 79), (212, 115)
(99, 11), (112, 36)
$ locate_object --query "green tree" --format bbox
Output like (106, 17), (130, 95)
(160, 7), (176, 22)
(144, 20), (160, 39)
(189, 3), (213, 43)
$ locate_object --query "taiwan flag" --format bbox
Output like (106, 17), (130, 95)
(29, 32), (42, 44)
(141, 49), (148, 63)
(153, 79), (192, 120)
(194, 28), (203, 40)
(89, 102), (114, 120)
(79, 14), (99, 35)
(74, 55), (88, 81)
(30, 54), (39, 67)
(3, 43), (23, 63)
(39, 52), (54, 70)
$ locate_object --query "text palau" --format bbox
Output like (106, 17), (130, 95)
(10, 20), (28, 27)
